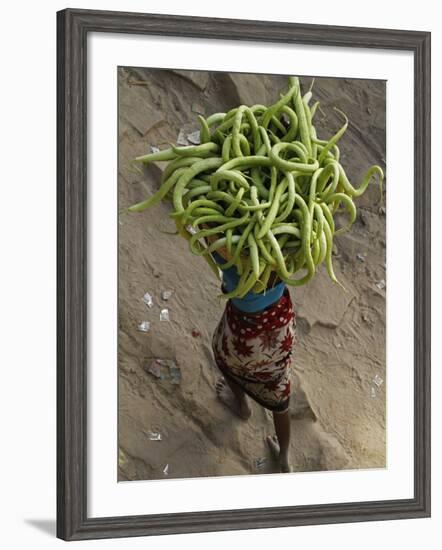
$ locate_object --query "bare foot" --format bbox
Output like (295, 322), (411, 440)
(266, 435), (291, 473)
(215, 378), (251, 420)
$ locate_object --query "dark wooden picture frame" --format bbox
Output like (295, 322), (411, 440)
(57, 8), (431, 541)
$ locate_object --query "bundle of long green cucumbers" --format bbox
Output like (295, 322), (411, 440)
(128, 76), (384, 298)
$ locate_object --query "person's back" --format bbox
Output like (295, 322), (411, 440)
(211, 250), (286, 313)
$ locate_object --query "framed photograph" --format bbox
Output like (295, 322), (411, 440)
(57, 8), (431, 541)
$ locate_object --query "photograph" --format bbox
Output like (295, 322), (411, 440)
(117, 68), (386, 482)
(0, 0), (436, 544)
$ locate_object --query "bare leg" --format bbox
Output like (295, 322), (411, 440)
(216, 376), (252, 420)
(267, 409), (291, 472)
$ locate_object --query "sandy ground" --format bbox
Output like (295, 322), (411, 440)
(117, 68), (386, 481)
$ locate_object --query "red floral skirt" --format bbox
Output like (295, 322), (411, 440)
(212, 288), (297, 412)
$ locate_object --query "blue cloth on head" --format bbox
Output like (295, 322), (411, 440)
(212, 251), (286, 313)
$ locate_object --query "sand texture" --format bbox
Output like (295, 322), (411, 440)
(117, 69), (386, 481)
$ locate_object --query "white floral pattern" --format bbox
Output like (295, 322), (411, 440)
(212, 289), (297, 411)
